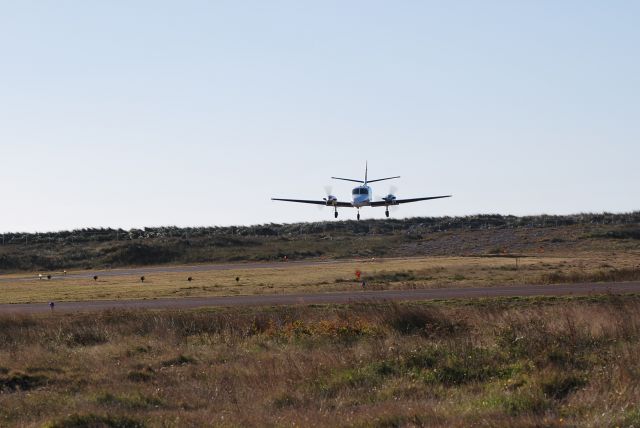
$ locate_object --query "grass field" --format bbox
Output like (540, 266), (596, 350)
(1, 295), (640, 427)
(1, 253), (640, 304)
(1, 215), (639, 426)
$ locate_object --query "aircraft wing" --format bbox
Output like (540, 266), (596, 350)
(370, 195), (452, 207)
(272, 198), (353, 208)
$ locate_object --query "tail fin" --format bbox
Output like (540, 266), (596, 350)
(365, 161), (368, 185)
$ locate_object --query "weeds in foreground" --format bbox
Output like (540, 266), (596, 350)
(1, 297), (640, 426)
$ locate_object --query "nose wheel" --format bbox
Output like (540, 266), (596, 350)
(357, 211), (360, 221)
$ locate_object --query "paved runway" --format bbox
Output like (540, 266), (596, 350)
(0, 281), (638, 314)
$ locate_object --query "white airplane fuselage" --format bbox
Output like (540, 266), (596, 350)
(271, 162), (452, 220)
(351, 185), (372, 207)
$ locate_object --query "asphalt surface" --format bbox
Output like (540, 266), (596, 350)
(0, 281), (638, 314)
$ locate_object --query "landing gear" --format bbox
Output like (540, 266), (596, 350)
(385, 209), (390, 218)
(357, 211), (360, 221)
(334, 208), (338, 219)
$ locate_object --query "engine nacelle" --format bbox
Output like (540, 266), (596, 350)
(382, 194), (397, 204)
(324, 195), (338, 206)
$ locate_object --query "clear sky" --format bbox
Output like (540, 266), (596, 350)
(1, 1), (638, 232)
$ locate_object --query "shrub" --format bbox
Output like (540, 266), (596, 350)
(105, 243), (181, 266)
(616, 408), (640, 427)
(366, 271), (416, 282)
(96, 392), (164, 410)
(272, 393), (300, 409)
(384, 304), (466, 337)
(421, 347), (512, 385)
(541, 268), (640, 284)
(540, 371), (586, 400)
(160, 354), (197, 367)
(126, 369), (154, 383)
(0, 370), (48, 392)
(588, 228), (640, 240)
(496, 315), (599, 368)
(44, 413), (145, 428)
(63, 326), (109, 347)
(502, 386), (550, 415)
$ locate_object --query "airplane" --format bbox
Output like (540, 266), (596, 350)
(272, 163), (452, 220)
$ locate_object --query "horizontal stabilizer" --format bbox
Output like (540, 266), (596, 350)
(367, 176), (400, 184)
(331, 177), (364, 184)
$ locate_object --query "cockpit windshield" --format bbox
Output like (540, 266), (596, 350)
(352, 188), (369, 195)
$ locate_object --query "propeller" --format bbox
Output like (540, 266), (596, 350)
(321, 185), (336, 209)
(380, 185), (399, 213)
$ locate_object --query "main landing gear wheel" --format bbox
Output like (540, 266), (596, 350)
(385, 210), (390, 218)
(334, 210), (338, 219)
(357, 212), (360, 221)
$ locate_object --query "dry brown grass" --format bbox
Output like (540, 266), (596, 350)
(1, 295), (640, 426)
(1, 253), (639, 304)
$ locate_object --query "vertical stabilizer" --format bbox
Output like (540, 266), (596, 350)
(364, 161), (368, 185)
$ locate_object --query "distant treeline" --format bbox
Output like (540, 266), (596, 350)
(0, 213), (638, 272)
(2, 212), (639, 245)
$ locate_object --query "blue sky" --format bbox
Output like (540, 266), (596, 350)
(1, 1), (638, 232)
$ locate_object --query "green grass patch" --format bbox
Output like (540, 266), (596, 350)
(502, 385), (551, 415)
(96, 392), (164, 410)
(616, 407), (640, 427)
(411, 347), (516, 386)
